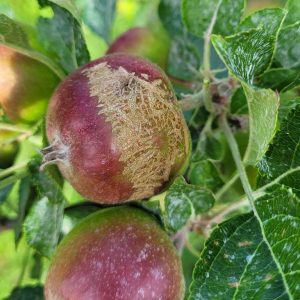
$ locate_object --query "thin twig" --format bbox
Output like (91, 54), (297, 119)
(215, 172), (240, 201)
(0, 123), (32, 134)
(0, 171), (29, 189)
(0, 161), (28, 180)
(220, 114), (256, 211)
(202, 0), (222, 79)
(180, 90), (204, 111)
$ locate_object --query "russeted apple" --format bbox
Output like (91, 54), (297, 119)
(45, 207), (185, 300)
(43, 54), (190, 204)
(0, 45), (59, 124)
(106, 27), (170, 69)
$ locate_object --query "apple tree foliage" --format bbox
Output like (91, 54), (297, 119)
(0, 0), (300, 299)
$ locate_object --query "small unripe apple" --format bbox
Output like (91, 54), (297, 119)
(0, 129), (19, 169)
(44, 54), (190, 204)
(107, 27), (170, 69)
(45, 207), (185, 300)
(0, 45), (59, 124)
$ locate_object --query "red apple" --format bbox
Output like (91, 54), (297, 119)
(45, 207), (185, 300)
(107, 27), (170, 69)
(0, 45), (59, 124)
(43, 54), (190, 204)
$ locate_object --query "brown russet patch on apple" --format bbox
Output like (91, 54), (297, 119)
(83, 62), (188, 200)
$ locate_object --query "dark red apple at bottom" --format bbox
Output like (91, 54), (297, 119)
(44, 54), (190, 204)
(45, 207), (185, 300)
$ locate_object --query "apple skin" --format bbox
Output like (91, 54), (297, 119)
(0, 45), (59, 124)
(45, 53), (190, 204)
(45, 207), (185, 300)
(106, 27), (170, 69)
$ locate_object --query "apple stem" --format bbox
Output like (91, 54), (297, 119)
(40, 142), (67, 171)
(219, 113), (256, 212)
(172, 226), (189, 254)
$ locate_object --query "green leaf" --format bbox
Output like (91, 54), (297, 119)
(197, 133), (225, 161)
(164, 192), (193, 233)
(256, 68), (300, 92)
(242, 84), (279, 166)
(182, 0), (245, 38)
(189, 213), (288, 299)
(284, 0), (300, 26)
(258, 104), (300, 187)
(159, 0), (183, 36)
(158, 0), (203, 81)
(29, 161), (66, 205)
(254, 185), (300, 298)
(48, 0), (81, 23)
(243, 106), (300, 297)
(275, 21), (300, 70)
(230, 87), (248, 115)
(0, 183), (13, 205)
(212, 29), (275, 85)
(279, 96), (300, 122)
(164, 177), (215, 233)
(15, 176), (32, 244)
(74, 0), (116, 43)
(167, 34), (201, 81)
(237, 8), (286, 36)
(24, 196), (64, 257)
(188, 159), (223, 192)
(37, 1), (90, 73)
(138, 200), (162, 219)
(5, 285), (44, 300)
(62, 204), (99, 235)
(30, 252), (43, 280)
(24, 163), (66, 257)
(0, 13), (29, 47)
